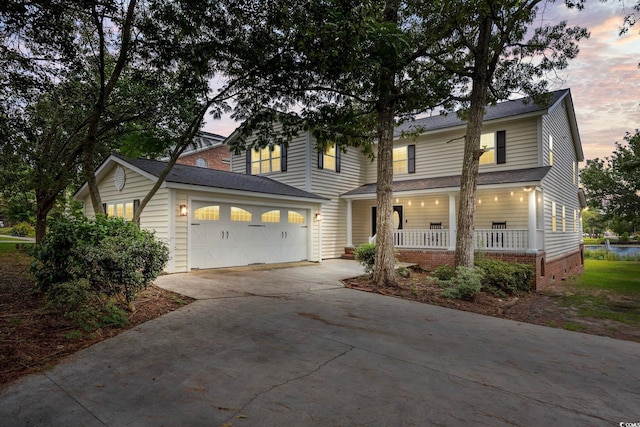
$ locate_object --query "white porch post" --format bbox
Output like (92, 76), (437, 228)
(346, 198), (353, 248)
(448, 193), (456, 251)
(527, 189), (537, 253)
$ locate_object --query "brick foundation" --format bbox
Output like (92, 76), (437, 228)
(392, 243), (584, 291)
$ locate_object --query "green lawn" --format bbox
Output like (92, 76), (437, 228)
(0, 242), (33, 252)
(559, 259), (640, 328)
(578, 259), (640, 295)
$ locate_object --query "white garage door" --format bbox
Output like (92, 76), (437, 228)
(189, 202), (309, 269)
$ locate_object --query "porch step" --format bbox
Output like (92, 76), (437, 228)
(342, 246), (356, 260)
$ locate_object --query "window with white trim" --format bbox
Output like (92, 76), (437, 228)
(479, 133), (495, 165)
(562, 205), (566, 232)
(549, 135), (554, 166)
(323, 144), (337, 171)
(393, 147), (408, 174)
(196, 157), (207, 168)
(551, 201), (557, 232)
(251, 146), (281, 174)
(105, 202), (134, 220)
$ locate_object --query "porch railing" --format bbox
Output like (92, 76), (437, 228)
(370, 228), (531, 251)
(474, 229), (528, 251)
(393, 229), (450, 249)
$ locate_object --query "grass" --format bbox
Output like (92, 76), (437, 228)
(577, 259), (640, 295)
(558, 259), (640, 328)
(0, 242), (34, 253)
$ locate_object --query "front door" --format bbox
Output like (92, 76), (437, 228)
(371, 205), (403, 237)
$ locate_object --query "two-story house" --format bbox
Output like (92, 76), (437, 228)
(75, 89), (585, 288)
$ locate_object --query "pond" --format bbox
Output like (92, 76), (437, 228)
(584, 245), (640, 256)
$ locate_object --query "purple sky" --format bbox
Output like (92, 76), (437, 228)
(203, 1), (640, 164)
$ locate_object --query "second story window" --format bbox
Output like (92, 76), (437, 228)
(250, 145), (282, 174)
(479, 131), (506, 165)
(549, 135), (554, 166)
(392, 145), (416, 174)
(323, 144), (337, 171)
(318, 143), (341, 172)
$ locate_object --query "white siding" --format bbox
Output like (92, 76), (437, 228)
(82, 164), (172, 266)
(540, 99), (582, 259)
(230, 124), (309, 190)
(310, 145), (368, 258)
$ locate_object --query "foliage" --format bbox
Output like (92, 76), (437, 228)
(11, 222), (34, 237)
(583, 249), (640, 262)
(475, 259), (534, 297)
(354, 243), (376, 275)
(31, 215), (169, 304)
(439, 266), (485, 300)
(580, 131), (640, 234)
(581, 208), (606, 237)
(432, 265), (455, 281)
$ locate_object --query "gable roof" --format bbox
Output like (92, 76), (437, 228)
(395, 89), (570, 137)
(341, 166), (552, 198)
(74, 154), (328, 203)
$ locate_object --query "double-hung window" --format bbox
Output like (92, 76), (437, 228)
(318, 143), (341, 172)
(479, 131), (506, 165)
(247, 145), (287, 175)
(392, 145), (416, 174)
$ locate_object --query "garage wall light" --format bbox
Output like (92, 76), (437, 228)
(179, 204), (188, 216)
(314, 212), (322, 221)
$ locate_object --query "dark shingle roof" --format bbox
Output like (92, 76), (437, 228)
(394, 89), (569, 137)
(115, 155), (328, 201)
(342, 167), (552, 196)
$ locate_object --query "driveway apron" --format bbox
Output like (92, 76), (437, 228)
(1, 260), (638, 426)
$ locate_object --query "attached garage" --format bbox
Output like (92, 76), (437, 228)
(189, 202), (310, 269)
(75, 155), (327, 273)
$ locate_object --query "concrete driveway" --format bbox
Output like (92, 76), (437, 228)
(1, 259), (639, 426)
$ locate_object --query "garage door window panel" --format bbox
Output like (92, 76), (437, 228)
(261, 210), (281, 223)
(288, 211), (305, 224)
(194, 205), (220, 221)
(231, 207), (252, 222)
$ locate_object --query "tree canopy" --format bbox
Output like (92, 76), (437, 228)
(580, 131), (640, 233)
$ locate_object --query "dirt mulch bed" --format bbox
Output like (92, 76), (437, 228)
(343, 267), (640, 343)
(0, 251), (194, 389)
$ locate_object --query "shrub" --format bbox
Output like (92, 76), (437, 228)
(45, 279), (99, 329)
(440, 266), (484, 300)
(432, 264), (454, 281)
(354, 243), (376, 275)
(31, 214), (169, 304)
(619, 232), (630, 243)
(11, 222), (33, 237)
(475, 259), (534, 297)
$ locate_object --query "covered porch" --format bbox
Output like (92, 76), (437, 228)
(341, 167), (550, 254)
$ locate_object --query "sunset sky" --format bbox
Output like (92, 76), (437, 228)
(203, 1), (640, 164)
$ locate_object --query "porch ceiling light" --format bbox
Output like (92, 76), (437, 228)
(524, 186), (533, 192)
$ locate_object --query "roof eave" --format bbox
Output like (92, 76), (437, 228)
(164, 181), (329, 204)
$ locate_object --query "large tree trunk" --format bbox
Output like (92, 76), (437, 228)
(373, 102), (397, 287)
(454, 14), (493, 269)
(83, 114), (104, 216)
(34, 192), (56, 244)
